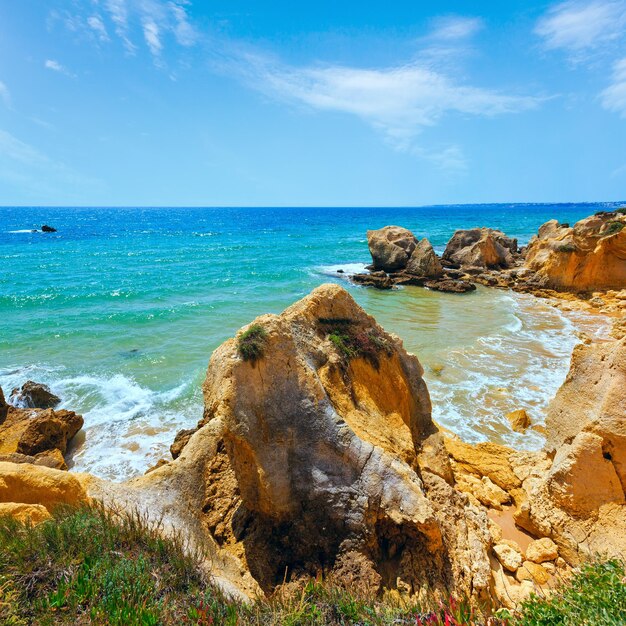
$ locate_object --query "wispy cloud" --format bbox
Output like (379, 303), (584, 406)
(428, 16), (484, 41)
(87, 15), (110, 42)
(535, 1), (626, 60)
(601, 57), (626, 115)
(227, 51), (542, 154)
(44, 59), (75, 77)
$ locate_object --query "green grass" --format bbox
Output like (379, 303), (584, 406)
(1, 506), (624, 625)
(512, 559), (626, 626)
(237, 324), (268, 363)
(321, 319), (393, 367)
(605, 221), (625, 235)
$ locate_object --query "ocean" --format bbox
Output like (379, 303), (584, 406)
(0, 203), (617, 480)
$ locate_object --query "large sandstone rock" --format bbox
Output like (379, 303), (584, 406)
(512, 337), (626, 565)
(524, 212), (626, 291)
(545, 337), (626, 498)
(119, 284), (492, 603)
(0, 461), (88, 512)
(442, 228), (518, 269)
(406, 238), (443, 278)
(0, 401), (83, 470)
(367, 226), (418, 271)
(9, 380), (61, 409)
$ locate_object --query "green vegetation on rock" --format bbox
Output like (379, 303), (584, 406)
(237, 324), (268, 363)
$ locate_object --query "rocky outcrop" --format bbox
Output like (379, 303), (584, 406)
(0, 388), (83, 470)
(353, 227), (474, 292)
(406, 238), (443, 278)
(41, 224), (57, 233)
(0, 461), (89, 524)
(9, 381), (61, 409)
(442, 228), (518, 269)
(105, 285), (493, 604)
(367, 226), (418, 272)
(524, 211), (626, 292)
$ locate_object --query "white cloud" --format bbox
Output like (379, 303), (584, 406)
(429, 16), (484, 41)
(232, 53), (542, 152)
(142, 19), (162, 56)
(44, 59), (76, 77)
(535, 1), (626, 58)
(601, 57), (626, 115)
(87, 15), (110, 42)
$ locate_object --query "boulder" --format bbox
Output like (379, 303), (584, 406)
(515, 561), (549, 585)
(493, 542), (523, 572)
(0, 502), (51, 524)
(0, 461), (88, 512)
(41, 225), (57, 232)
(0, 404), (83, 463)
(442, 228), (518, 269)
(506, 409), (531, 433)
(405, 238), (443, 278)
(525, 538), (558, 564)
(9, 381), (61, 409)
(524, 212), (626, 291)
(366, 226), (418, 271)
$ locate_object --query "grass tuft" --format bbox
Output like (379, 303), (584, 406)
(237, 324), (268, 363)
(556, 243), (576, 253)
(605, 221), (625, 236)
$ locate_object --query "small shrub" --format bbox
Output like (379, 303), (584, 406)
(556, 243), (576, 253)
(322, 316), (393, 368)
(237, 324), (268, 362)
(615, 207), (626, 215)
(513, 559), (626, 626)
(605, 220), (625, 235)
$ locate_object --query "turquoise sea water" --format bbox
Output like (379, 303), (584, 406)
(0, 204), (617, 480)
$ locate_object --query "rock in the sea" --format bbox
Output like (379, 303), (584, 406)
(351, 271), (394, 289)
(442, 228), (518, 269)
(424, 279), (476, 293)
(506, 409), (531, 433)
(366, 226), (418, 271)
(41, 224), (57, 232)
(524, 212), (626, 291)
(405, 238), (443, 278)
(0, 400), (83, 469)
(9, 381), (61, 409)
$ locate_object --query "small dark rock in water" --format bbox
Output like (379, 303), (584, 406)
(336, 269), (344, 274)
(424, 279), (476, 293)
(41, 225), (57, 233)
(351, 272), (394, 290)
(9, 381), (61, 409)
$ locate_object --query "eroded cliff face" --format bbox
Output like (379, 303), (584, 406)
(524, 212), (626, 292)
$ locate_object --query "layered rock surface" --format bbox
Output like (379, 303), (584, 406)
(524, 211), (626, 292)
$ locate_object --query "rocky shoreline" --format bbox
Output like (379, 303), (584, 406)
(0, 209), (625, 614)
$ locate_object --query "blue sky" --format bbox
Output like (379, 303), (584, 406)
(0, 1), (625, 206)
